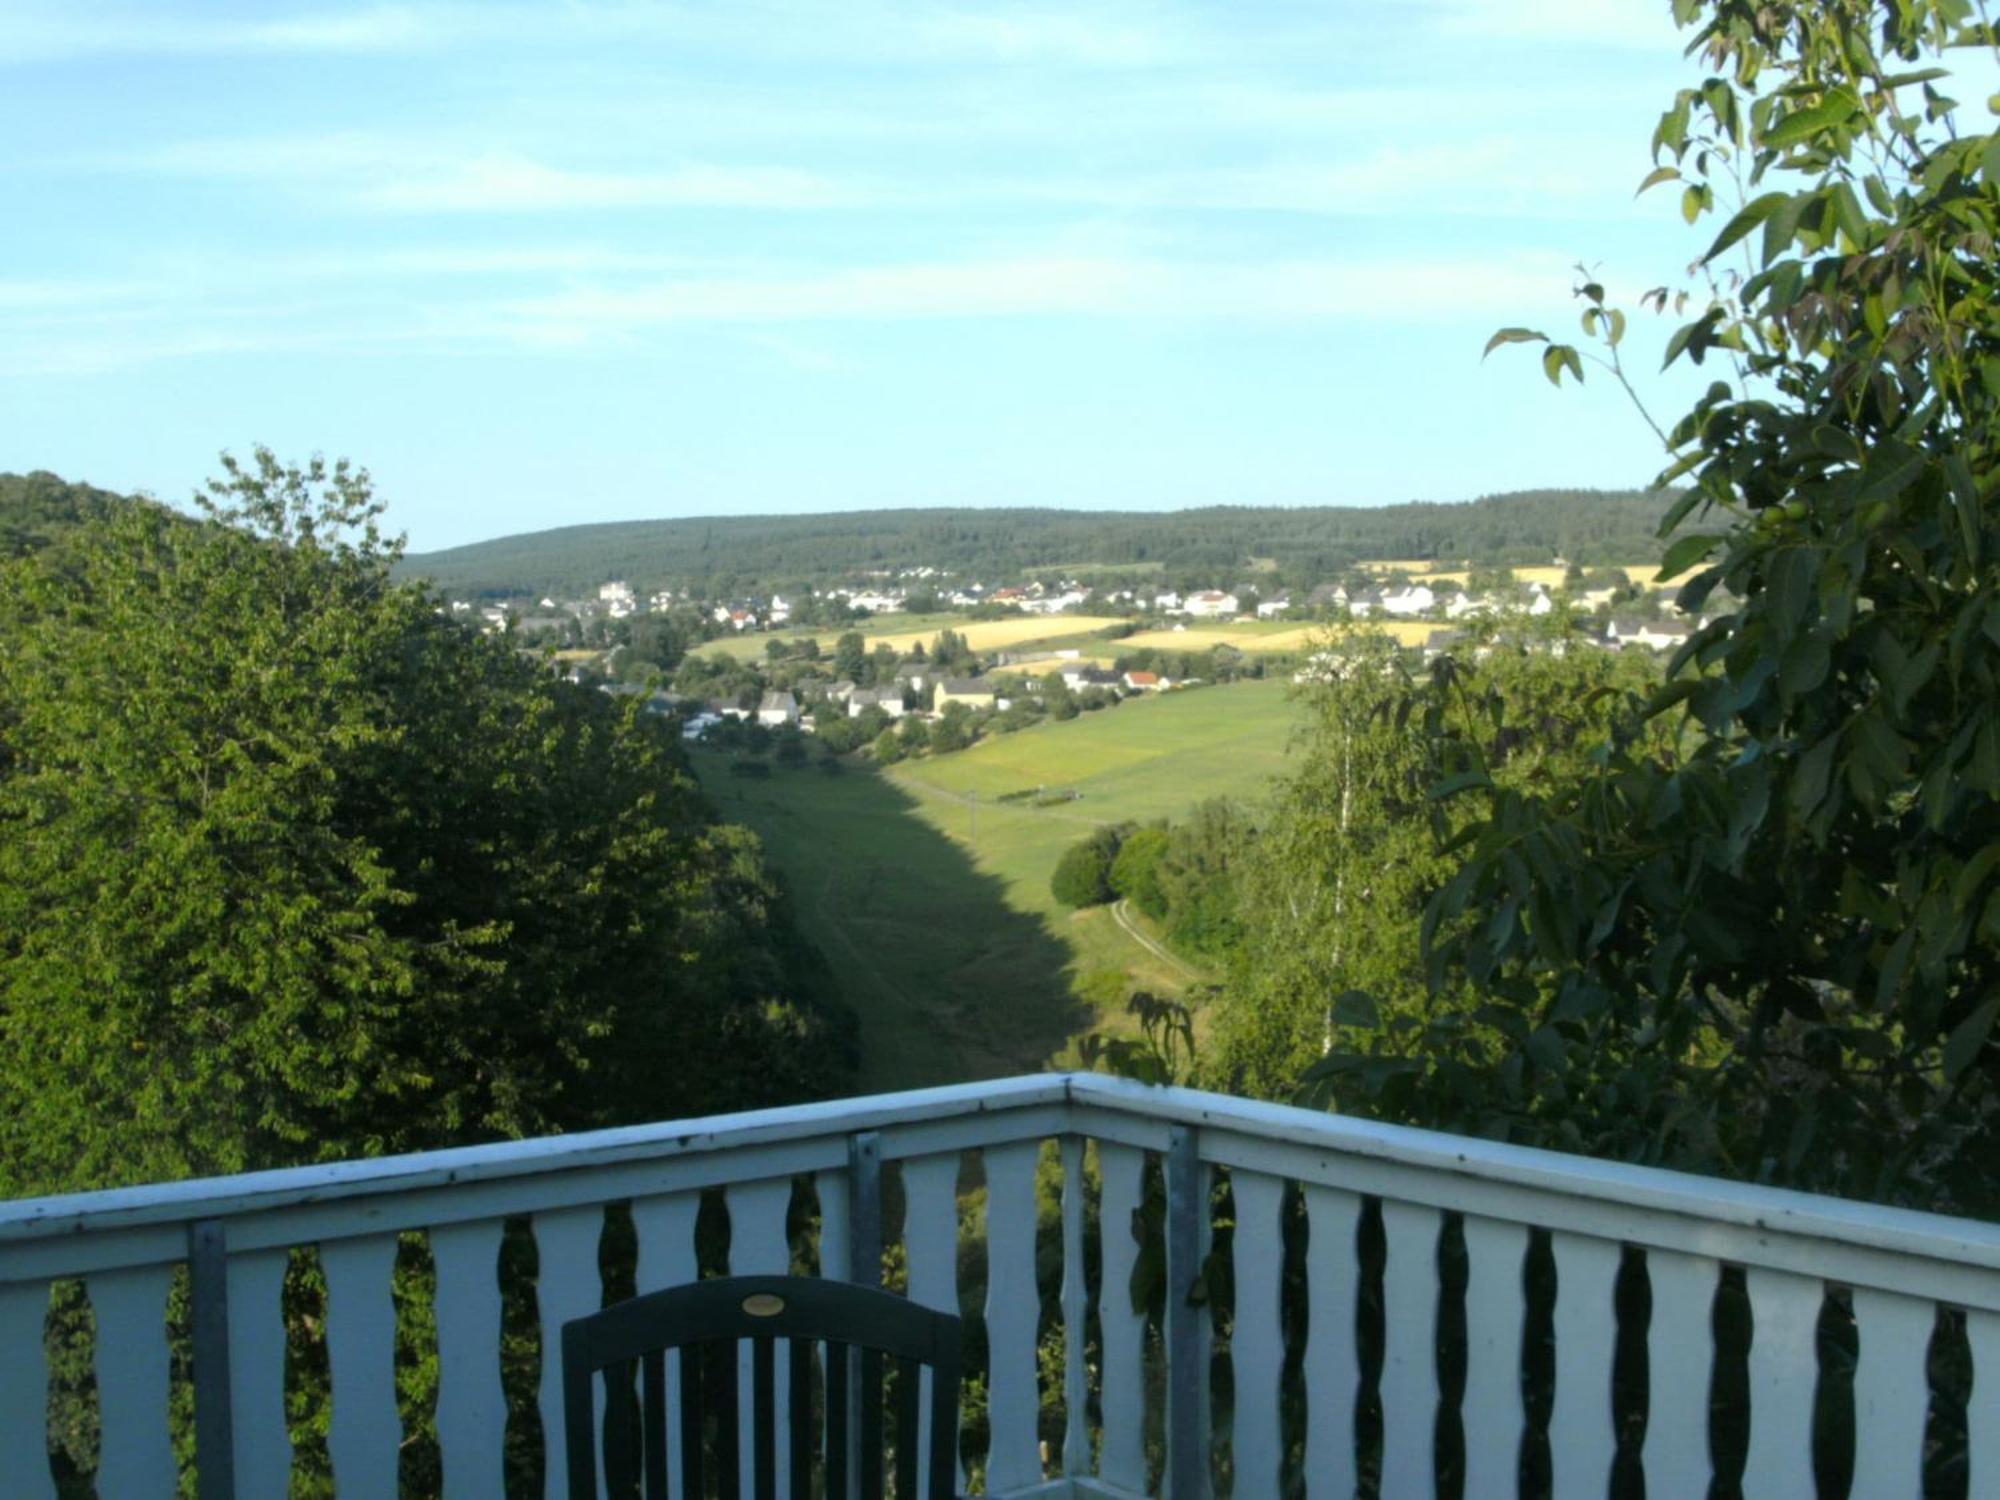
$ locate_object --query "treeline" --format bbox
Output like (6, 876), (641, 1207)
(395, 487), (1686, 599)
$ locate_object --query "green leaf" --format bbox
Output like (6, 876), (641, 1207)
(1953, 844), (2000, 911)
(1702, 191), (1791, 263)
(1483, 327), (1548, 358)
(1761, 91), (1858, 149)
(1636, 165), (1681, 195)
(1541, 344), (1583, 386)
(1658, 531), (1725, 578)
(1943, 998), (2000, 1082)
(1330, 990), (1381, 1029)
(1681, 183), (1706, 224)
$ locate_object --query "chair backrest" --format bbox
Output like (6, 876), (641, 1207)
(562, 1273), (963, 1500)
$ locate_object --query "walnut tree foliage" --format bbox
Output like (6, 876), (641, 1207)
(0, 451), (849, 1197)
(1317, 0), (2000, 1212)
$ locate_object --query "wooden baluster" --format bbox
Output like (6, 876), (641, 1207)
(1969, 1309), (1999, 1496)
(1848, 1288), (1932, 1497)
(1096, 1143), (1148, 1494)
(1060, 1137), (1088, 1484)
(0, 1280), (56, 1500)
(1229, 1171), (1285, 1499)
(321, 1235), (402, 1497)
(983, 1140), (1041, 1493)
(729, 1179), (796, 1499)
(1378, 1200), (1440, 1498)
(535, 1207), (604, 1500)
(1741, 1267), (1822, 1497)
(89, 1265), (178, 1497)
(903, 1154), (960, 1497)
(431, 1220), (506, 1500)
(227, 1248), (292, 1498)
(1641, 1249), (1716, 1498)
(1459, 1217), (1527, 1500)
(1302, 1186), (1361, 1500)
(1549, 1232), (1619, 1500)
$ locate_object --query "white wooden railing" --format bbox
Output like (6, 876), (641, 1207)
(4, 1072), (1999, 1497)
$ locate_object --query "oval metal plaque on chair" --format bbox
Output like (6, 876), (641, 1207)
(741, 1291), (787, 1317)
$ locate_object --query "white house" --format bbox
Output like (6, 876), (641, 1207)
(1183, 590), (1239, 618)
(1525, 583), (1555, 617)
(1380, 584), (1435, 617)
(1608, 617), (1693, 652)
(1443, 591), (1484, 620)
(848, 687), (907, 719)
(757, 690), (800, 727)
(1255, 594), (1292, 619)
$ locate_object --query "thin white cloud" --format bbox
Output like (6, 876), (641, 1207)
(1430, 0), (1683, 50)
(0, 5), (428, 63)
(492, 252), (1572, 342)
(356, 155), (859, 213)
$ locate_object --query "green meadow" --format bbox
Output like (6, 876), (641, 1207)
(694, 677), (1304, 1090)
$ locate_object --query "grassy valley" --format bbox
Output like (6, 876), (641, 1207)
(694, 676), (1302, 1089)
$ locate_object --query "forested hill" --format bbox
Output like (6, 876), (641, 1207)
(0, 470), (141, 560)
(399, 487), (1684, 598)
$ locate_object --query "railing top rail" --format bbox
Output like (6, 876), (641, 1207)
(5, 1072), (1997, 1295)
(0, 1074), (1075, 1244)
(1067, 1075), (2000, 1278)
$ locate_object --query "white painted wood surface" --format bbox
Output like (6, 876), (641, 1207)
(1968, 1308), (1998, 1496)
(533, 1206), (603, 1500)
(0, 1280), (55, 1500)
(1549, 1232), (1620, 1500)
(430, 1219), (507, 1500)
(1302, 1185), (1361, 1500)
(1741, 1267), (1822, 1498)
(1378, 1199), (1439, 1498)
(903, 1153), (961, 1496)
(89, 1263), (178, 1497)
(1641, 1248), (1716, 1497)
(728, 1177), (796, 1499)
(320, 1234), (402, 1497)
(1060, 1137), (1088, 1481)
(814, 1169), (851, 1283)
(227, 1248), (292, 1498)
(1458, 1216), (1526, 1500)
(630, 1193), (700, 1500)
(1849, 1287), (1932, 1498)
(984, 1140), (1043, 1494)
(1095, 1143), (1148, 1494)
(1228, 1171), (1286, 1500)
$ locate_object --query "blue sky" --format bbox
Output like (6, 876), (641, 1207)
(3, 1), (1718, 550)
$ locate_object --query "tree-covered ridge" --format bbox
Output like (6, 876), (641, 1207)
(395, 487), (1684, 598)
(0, 469), (144, 561)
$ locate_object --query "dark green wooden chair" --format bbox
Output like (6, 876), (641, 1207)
(562, 1274), (964, 1499)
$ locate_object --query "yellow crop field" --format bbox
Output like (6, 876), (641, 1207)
(1359, 560), (1694, 591)
(697, 614), (1132, 661)
(1120, 620), (1438, 653)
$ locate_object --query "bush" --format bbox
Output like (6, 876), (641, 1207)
(1051, 829), (1121, 908)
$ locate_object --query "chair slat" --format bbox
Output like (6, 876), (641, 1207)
(714, 1341), (741, 1500)
(859, 1345), (883, 1500)
(603, 1358), (637, 1500)
(754, 1336), (777, 1500)
(643, 1350), (667, 1500)
(827, 1338), (850, 1498)
(681, 1345), (706, 1500)
(787, 1337), (813, 1500)
(893, 1354), (919, 1500)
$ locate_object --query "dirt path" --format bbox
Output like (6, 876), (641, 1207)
(1111, 899), (1203, 980)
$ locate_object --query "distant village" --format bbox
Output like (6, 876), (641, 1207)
(440, 559), (1718, 755)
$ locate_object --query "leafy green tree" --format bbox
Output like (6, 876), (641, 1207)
(930, 705), (971, 754)
(872, 727), (904, 764)
(898, 714), (931, 752)
(1042, 671), (1079, 720)
(833, 630), (868, 683)
(0, 451), (848, 1197)
(1109, 826), (1171, 920)
(1426, 0), (2000, 1209)
(1051, 829), (1122, 909)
